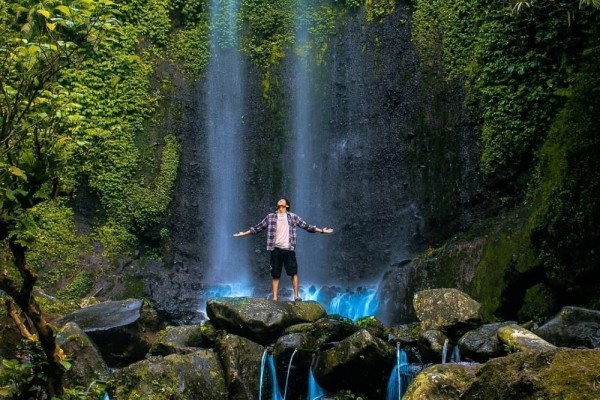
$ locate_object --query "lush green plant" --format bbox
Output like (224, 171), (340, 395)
(0, 340), (104, 400)
(0, 1), (120, 396)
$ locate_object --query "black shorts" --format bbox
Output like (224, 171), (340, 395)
(270, 248), (298, 278)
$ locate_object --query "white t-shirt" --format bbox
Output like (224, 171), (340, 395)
(275, 212), (290, 249)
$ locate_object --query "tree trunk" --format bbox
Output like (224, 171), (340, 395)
(2, 240), (65, 398)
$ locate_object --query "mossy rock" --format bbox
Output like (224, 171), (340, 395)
(148, 325), (203, 356)
(356, 316), (385, 339)
(214, 333), (264, 400)
(108, 350), (227, 400)
(497, 324), (555, 353)
(462, 348), (600, 399)
(404, 363), (482, 400)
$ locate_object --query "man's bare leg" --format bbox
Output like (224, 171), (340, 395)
(272, 278), (280, 301)
(292, 274), (300, 300)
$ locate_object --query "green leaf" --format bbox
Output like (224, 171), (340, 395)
(59, 360), (72, 370)
(55, 5), (71, 16)
(37, 9), (51, 19)
(8, 166), (28, 181)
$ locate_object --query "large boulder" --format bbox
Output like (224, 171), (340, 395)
(206, 297), (326, 345)
(285, 316), (358, 347)
(314, 329), (395, 399)
(498, 324), (556, 353)
(214, 333), (264, 400)
(534, 306), (600, 348)
(56, 322), (110, 389)
(108, 350), (227, 400)
(461, 348), (600, 399)
(148, 325), (203, 356)
(458, 321), (515, 362)
(403, 363), (482, 400)
(413, 289), (482, 336)
(273, 333), (318, 400)
(54, 299), (159, 367)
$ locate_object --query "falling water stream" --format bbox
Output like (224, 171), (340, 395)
(205, 0), (249, 284)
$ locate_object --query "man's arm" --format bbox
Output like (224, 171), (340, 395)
(294, 214), (334, 234)
(233, 215), (269, 237)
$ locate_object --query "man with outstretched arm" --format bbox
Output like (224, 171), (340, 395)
(233, 198), (334, 301)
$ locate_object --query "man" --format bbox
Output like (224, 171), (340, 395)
(233, 198), (333, 301)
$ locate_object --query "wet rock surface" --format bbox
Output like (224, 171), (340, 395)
(534, 306), (600, 348)
(458, 321), (515, 362)
(54, 299), (159, 367)
(314, 329), (395, 399)
(206, 297), (326, 345)
(214, 333), (264, 400)
(109, 350), (227, 400)
(148, 325), (204, 356)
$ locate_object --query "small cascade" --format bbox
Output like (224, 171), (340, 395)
(385, 344), (414, 400)
(103, 393), (110, 400)
(441, 339), (449, 364)
(307, 369), (326, 400)
(450, 345), (461, 363)
(283, 349), (298, 400)
(259, 351), (283, 400)
(302, 285), (378, 321)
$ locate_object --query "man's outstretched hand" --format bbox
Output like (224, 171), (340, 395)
(233, 231), (248, 237)
(322, 227), (334, 234)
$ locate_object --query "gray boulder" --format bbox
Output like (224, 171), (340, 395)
(534, 306), (600, 348)
(56, 322), (110, 389)
(497, 324), (556, 352)
(273, 333), (318, 400)
(314, 329), (395, 399)
(420, 329), (450, 363)
(413, 289), (482, 336)
(54, 299), (159, 367)
(403, 363), (482, 400)
(148, 325), (203, 356)
(109, 350), (227, 400)
(214, 333), (264, 400)
(458, 321), (515, 362)
(206, 297), (326, 345)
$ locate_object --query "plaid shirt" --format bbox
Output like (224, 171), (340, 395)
(250, 212), (317, 251)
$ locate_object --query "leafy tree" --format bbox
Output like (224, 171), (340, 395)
(0, 0), (118, 397)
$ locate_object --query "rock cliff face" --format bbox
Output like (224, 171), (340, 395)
(162, 3), (481, 323)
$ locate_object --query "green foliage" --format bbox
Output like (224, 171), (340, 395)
(412, 0), (598, 177)
(27, 201), (91, 286)
(0, 340), (104, 399)
(0, 341), (50, 399)
(57, 271), (95, 300)
(365, 0), (396, 23)
(168, 24), (211, 77)
(239, 0), (295, 71)
(527, 54), (600, 306)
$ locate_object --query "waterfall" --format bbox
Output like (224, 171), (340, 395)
(205, 0), (249, 284)
(259, 351), (283, 400)
(307, 369), (326, 400)
(302, 284), (379, 321)
(290, 0), (328, 281)
(386, 344), (414, 400)
(283, 349), (298, 399)
(441, 339), (449, 364)
(450, 345), (461, 363)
